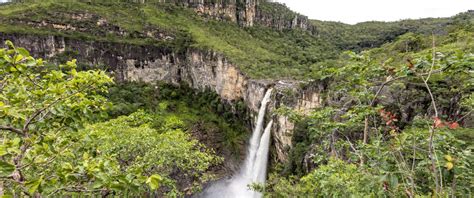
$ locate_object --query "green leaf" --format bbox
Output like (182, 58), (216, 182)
(17, 48), (30, 57)
(25, 59), (36, 67)
(92, 180), (104, 189)
(14, 54), (23, 63)
(0, 161), (15, 177)
(146, 174), (162, 190)
(0, 145), (7, 156)
(3, 55), (11, 63)
(25, 176), (43, 195)
(389, 175), (398, 188)
(61, 162), (73, 171)
(4, 40), (14, 49)
(11, 138), (20, 146)
(0, 194), (14, 198)
(110, 181), (125, 191)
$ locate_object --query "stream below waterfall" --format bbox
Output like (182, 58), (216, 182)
(197, 89), (273, 198)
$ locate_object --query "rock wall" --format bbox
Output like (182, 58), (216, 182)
(149, 0), (257, 27)
(6, 0), (309, 32)
(255, 1), (311, 31)
(0, 33), (322, 162)
(256, 12), (310, 31)
(149, 0), (312, 30)
(270, 81), (323, 161)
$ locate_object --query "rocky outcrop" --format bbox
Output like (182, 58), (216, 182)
(150, 0), (257, 27)
(255, 1), (311, 31)
(150, 0), (312, 30)
(256, 13), (310, 31)
(3, 0), (314, 42)
(270, 81), (323, 161)
(0, 32), (322, 162)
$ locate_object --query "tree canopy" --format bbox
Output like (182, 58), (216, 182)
(0, 42), (221, 196)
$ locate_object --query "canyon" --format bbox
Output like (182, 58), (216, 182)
(0, 32), (322, 163)
(1, 0), (473, 197)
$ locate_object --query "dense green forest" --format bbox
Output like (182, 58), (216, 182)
(0, 0), (473, 197)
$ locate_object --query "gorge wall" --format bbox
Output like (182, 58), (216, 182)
(0, 32), (322, 162)
(6, 0), (312, 31)
(148, 0), (312, 30)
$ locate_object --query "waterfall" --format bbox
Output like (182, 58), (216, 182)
(242, 88), (273, 178)
(252, 120), (272, 184)
(198, 89), (273, 198)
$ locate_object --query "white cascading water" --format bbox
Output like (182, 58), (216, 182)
(199, 89), (273, 198)
(252, 120), (272, 184)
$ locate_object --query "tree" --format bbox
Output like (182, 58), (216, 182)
(0, 41), (221, 196)
(37, 110), (220, 197)
(0, 41), (113, 196)
(269, 34), (473, 197)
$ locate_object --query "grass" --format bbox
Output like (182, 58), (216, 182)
(0, 1), (341, 79)
(0, 1), (472, 80)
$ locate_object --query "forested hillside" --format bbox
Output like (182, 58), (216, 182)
(1, 1), (471, 79)
(0, 0), (472, 197)
(267, 19), (474, 197)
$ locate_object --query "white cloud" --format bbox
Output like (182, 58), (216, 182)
(273, 0), (474, 24)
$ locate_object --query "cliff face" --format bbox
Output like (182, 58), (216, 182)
(164, 0), (257, 27)
(256, 11), (310, 31)
(155, 0), (312, 30)
(255, 1), (311, 31)
(271, 81), (323, 161)
(0, 32), (321, 162)
(0, 0), (320, 164)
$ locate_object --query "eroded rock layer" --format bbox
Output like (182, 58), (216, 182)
(0, 32), (322, 162)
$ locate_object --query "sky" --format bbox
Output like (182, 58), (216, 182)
(273, 0), (474, 24)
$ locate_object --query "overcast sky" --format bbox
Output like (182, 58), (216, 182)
(273, 0), (474, 24)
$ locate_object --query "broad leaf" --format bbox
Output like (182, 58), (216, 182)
(25, 176), (43, 195)
(0, 161), (15, 177)
(146, 174), (162, 190)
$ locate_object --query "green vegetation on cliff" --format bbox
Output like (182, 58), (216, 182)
(105, 82), (251, 157)
(1, 1), (473, 197)
(0, 41), (249, 196)
(0, 1), (331, 79)
(2, 1), (471, 79)
(265, 17), (474, 197)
